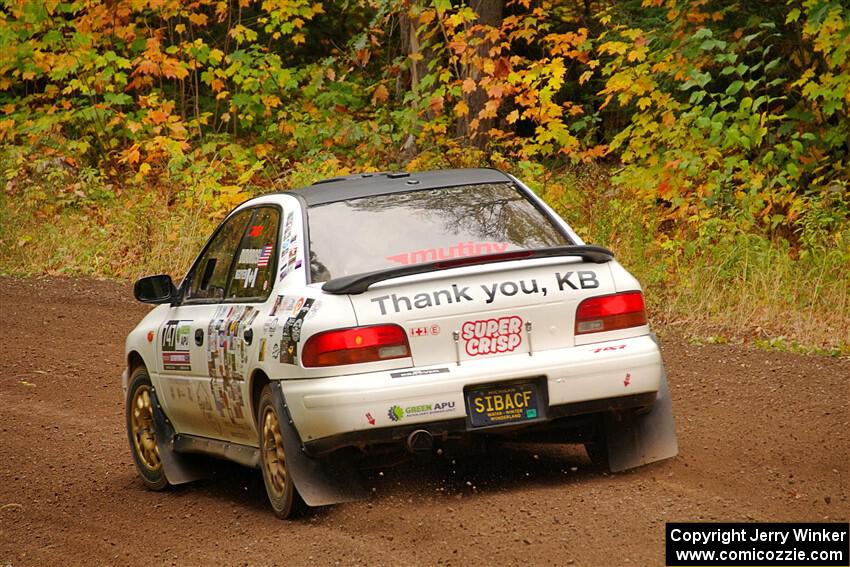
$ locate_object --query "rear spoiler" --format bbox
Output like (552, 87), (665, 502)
(322, 245), (614, 295)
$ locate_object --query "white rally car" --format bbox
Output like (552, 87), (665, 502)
(124, 168), (677, 518)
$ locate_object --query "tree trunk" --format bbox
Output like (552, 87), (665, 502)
(399, 4), (428, 93)
(458, 0), (504, 148)
(399, 1), (434, 159)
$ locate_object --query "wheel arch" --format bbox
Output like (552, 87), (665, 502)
(249, 368), (271, 427)
(127, 350), (147, 373)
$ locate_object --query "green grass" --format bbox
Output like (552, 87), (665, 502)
(1, 154), (847, 354)
(528, 163), (850, 354)
(0, 184), (216, 282)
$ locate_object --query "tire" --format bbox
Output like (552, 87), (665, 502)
(126, 366), (169, 491)
(257, 384), (302, 519)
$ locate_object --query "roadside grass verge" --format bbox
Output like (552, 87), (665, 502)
(0, 188), (215, 282)
(1, 157), (847, 355)
(530, 164), (850, 355)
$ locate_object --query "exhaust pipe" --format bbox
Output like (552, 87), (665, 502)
(405, 429), (434, 454)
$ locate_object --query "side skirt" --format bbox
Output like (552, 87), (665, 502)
(172, 435), (260, 468)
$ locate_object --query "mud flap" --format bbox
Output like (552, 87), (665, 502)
(150, 387), (211, 485)
(271, 382), (368, 507)
(605, 364), (679, 472)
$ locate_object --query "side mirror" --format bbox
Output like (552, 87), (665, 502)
(134, 274), (178, 304)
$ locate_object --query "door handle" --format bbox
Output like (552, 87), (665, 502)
(244, 328), (253, 345)
(195, 329), (204, 346)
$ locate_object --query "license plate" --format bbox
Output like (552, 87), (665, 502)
(465, 382), (542, 428)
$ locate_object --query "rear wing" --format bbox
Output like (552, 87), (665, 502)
(322, 245), (614, 295)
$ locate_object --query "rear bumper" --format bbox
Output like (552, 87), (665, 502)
(301, 391), (657, 456)
(280, 334), (663, 449)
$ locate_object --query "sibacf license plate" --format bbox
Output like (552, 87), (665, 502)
(465, 382), (542, 428)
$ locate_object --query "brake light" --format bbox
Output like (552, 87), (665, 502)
(575, 291), (647, 335)
(434, 249), (534, 269)
(302, 324), (411, 367)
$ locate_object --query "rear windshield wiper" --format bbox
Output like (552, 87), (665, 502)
(322, 245), (614, 295)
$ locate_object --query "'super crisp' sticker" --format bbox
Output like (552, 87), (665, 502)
(460, 315), (523, 356)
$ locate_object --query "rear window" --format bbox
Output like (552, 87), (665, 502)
(307, 183), (570, 282)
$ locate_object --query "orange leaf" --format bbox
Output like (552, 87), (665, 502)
(372, 84), (389, 104)
(188, 12), (208, 26)
(148, 109), (168, 125)
(161, 59), (188, 80)
(124, 145), (140, 164)
(448, 39), (467, 54)
(493, 57), (510, 79)
(488, 83), (505, 99)
(135, 59), (160, 77)
(462, 78), (476, 93)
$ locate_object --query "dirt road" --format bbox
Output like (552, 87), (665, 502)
(0, 276), (847, 567)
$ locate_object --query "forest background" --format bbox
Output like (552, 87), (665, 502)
(0, 0), (847, 353)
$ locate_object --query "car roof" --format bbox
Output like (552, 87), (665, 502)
(287, 168), (512, 206)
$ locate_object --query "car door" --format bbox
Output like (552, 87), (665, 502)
(206, 206), (281, 444)
(155, 206), (280, 443)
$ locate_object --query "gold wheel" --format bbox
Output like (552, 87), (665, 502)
(262, 406), (287, 497)
(131, 385), (161, 472)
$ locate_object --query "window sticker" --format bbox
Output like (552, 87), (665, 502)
(283, 211), (295, 237)
(238, 248), (263, 265)
(234, 267), (258, 288)
(279, 298), (314, 365)
(278, 211), (302, 283)
(279, 246), (301, 280)
(257, 245), (273, 267)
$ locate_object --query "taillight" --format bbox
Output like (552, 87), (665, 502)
(301, 324), (411, 367)
(575, 291), (647, 335)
